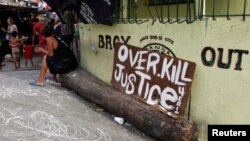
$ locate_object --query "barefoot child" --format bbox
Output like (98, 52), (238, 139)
(23, 37), (34, 67)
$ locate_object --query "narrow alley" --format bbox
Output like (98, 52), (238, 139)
(0, 56), (155, 141)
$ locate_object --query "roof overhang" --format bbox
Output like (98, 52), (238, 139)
(0, 0), (38, 13)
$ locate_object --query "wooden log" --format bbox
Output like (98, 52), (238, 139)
(59, 68), (199, 141)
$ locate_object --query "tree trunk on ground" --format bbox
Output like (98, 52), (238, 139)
(59, 68), (199, 141)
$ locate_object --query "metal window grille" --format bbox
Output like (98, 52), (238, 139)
(148, 0), (195, 5)
(109, 0), (149, 24)
(108, 0), (250, 24)
(147, 0), (196, 24)
(198, 0), (250, 21)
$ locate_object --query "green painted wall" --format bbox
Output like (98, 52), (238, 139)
(136, 0), (195, 18)
(205, 0), (250, 16)
(78, 18), (250, 141)
(76, 1), (250, 141)
(135, 0), (250, 19)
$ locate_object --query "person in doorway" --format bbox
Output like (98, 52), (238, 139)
(30, 25), (78, 86)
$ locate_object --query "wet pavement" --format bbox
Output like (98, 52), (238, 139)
(0, 56), (156, 141)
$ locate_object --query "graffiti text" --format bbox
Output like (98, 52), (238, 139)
(111, 43), (196, 117)
(201, 47), (249, 70)
(99, 35), (131, 50)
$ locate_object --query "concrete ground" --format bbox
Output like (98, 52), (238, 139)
(0, 56), (156, 141)
(1, 54), (42, 72)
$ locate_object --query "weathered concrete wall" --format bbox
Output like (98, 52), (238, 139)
(78, 18), (250, 141)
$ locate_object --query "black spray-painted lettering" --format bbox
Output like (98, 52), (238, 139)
(98, 35), (131, 50)
(217, 48), (233, 69)
(234, 49), (249, 70)
(201, 46), (249, 70)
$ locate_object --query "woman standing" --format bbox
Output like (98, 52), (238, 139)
(3, 17), (18, 56)
(5, 17), (18, 40)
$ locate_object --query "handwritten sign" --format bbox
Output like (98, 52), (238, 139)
(111, 43), (196, 117)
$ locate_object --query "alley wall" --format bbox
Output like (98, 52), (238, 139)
(78, 18), (250, 141)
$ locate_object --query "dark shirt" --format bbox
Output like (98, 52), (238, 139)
(46, 36), (77, 74)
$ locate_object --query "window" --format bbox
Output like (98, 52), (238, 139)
(109, 0), (146, 24)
